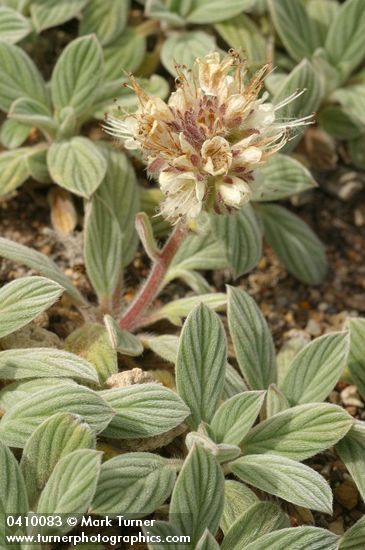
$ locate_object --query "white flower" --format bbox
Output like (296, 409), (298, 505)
(104, 52), (313, 224)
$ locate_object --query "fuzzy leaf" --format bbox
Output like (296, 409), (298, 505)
(266, 384), (289, 417)
(227, 286), (276, 390)
(104, 315), (143, 357)
(152, 293), (226, 326)
(80, 0), (129, 46)
(103, 28), (146, 79)
(0, 6), (31, 43)
(325, 0), (365, 78)
(244, 526), (339, 550)
(36, 449), (101, 519)
(9, 97), (57, 135)
(231, 454), (333, 513)
(211, 391), (265, 445)
(0, 119), (30, 150)
(0, 277), (63, 339)
(91, 453), (176, 515)
(141, 334), (179, 364)
(161, 31), (216, 77)
(348, 318), (365, 401)
(176, 304), (227, 429)
(222, 364), (248, 399)
(252, 154), (316, 201)
(0, 439), (28, 514)
(268, 0), (322, 62)
(0, 237), (85, 305)
(187, 0), (256, 24)
(100, 384), (190, 439)
(221, 480), (258, 534)
(47, 137), (107, 198)
(210, 204), (262, 277)
(51, 35), (103, 117)
(348, 135), (365, 169)
(145, 522), (187, 550)
(0, 42), (49, 112)
(0, 379), (77, 413)
(20, 412), (96, 509)
(280, 332), (349, 405)
(170, 445), (224, 545)
(242, 403), (353, 461)
(0, 347), (99, 383)
(196, 530), (220, 550)
(30, 0), (88, 32)
(259, 204), (327, 285)
(336, 421), (365, 502)
(318, 104), (364, 140)
(339, 516), (365, 549)
(0, 148), (31, 195)
(0, 384), (115, 447)
(26, 147), (51, 184)
(65, 323), (117, 385)
(222, 502), (289, 550)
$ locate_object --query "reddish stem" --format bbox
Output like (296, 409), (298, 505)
(119, 224), (186, 331)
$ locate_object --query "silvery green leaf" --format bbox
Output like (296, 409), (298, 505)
(47, 137), (107, 198)
(276, 333), (310, 385)
(227, 286), (276, 390)
(186, 0), (256, 23)
(221, 480), (258, 534)
(91, 453), (176, 515)
(0, 42), (49, 112)
(26, 147), (51, 184)
(244, 526), (339, 550)
(215, 14), (266, 69)
(30, 0), (88, 32)
(161, 31), (216, 77)
(266, 384), (289, 418)
(231, 454), (333, 513)
(348, 318), (365, 400)
(100, 384), (189, 439)
(311, 47), (341, 96)
(258, 204), (327, 285)
(185, 432), (241, 463)
(0, 148), (31, 195)
(152, 293), (227, 326)
(141, 334), (179, 364)
(0, 276), (63, 339)
(211, 391), (265, 445)
(94, 147), (139, 267)
(65, 323), (117, 385)
(0, 384), (115, 447)
(145, 521), (187, 550)
(104, 315), (143, 356)
(20, 412), (96, 509)
(325, 0), (365, 79)
(103, 27), (146, 79)
(222, 364), (248, 399)
(51, 35), (103, 117)
(222, 502), (289, 550)
(242, 402), (353, 461)
(252, 154), (316, 201)
(339, 516), (365, 549)
(0, 118), (30, 149)
(176, 304), (227, 429)
(305, 0), (340, 43)
(318, 104), (364, 140)
(196, 530), (220, 550)
(280, 331), (349, 405)
(36, 449), (101, 520)
(0, 6), (31, 43)
(9, 97), (57, 136)
(264, 72), (287, 95)
(336, 420), (365, 502)
(84, 197), (123, 306)
(0, 379), (77, 413)
(145, 0), (185, 26)
(348, 136), (365, 169)
(0, 347), (99, 383)
(331, 85), (365, 125)
(0, 439), (28, 514)
(268, 0), (322, 62)
(0, 237), (85, 305)
(210, 204), (262, 277)
(80, 0), (128, 45)
(273, 59), (322, 152)
(170, 445), (224, 545)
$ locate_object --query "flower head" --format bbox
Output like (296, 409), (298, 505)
(104, 51), (312, 224)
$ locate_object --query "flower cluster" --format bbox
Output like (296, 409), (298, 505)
(105, 51), (312, 224)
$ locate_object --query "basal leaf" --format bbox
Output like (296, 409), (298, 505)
(336, 421), (365, 502)
(104, 315), (143, 357)
(0, 6), (31, 44)
(227, 286), (276, 390)
(30, 0), (88, 32)
(221, 480), (258, 534)
(339, 516), (365, 549)
(231, 454), (333, 513)
(9, 97), (57, 136)
(161, 31), (216, 77)
(0, 119), (30, 150)
(80, 0), (129, 46)
(258, 204), (327, 285)
(152, 293), (227, 326)
(348, 318), (365, 400)
(244, 526), (338, 550)
(186, 0), (256, 24)
(176, 304), (227, 429)
(91, 453), (176, 515)
(0, 148), (31, 195)
(196, 530), (220, 550)
(0, 277), (63, 339)
(0, 439), (28, 514)
(103, 28), (146, 79)
(0, 379), (77, 413)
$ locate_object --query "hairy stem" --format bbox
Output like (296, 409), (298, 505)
(119, 224), (186, 332)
